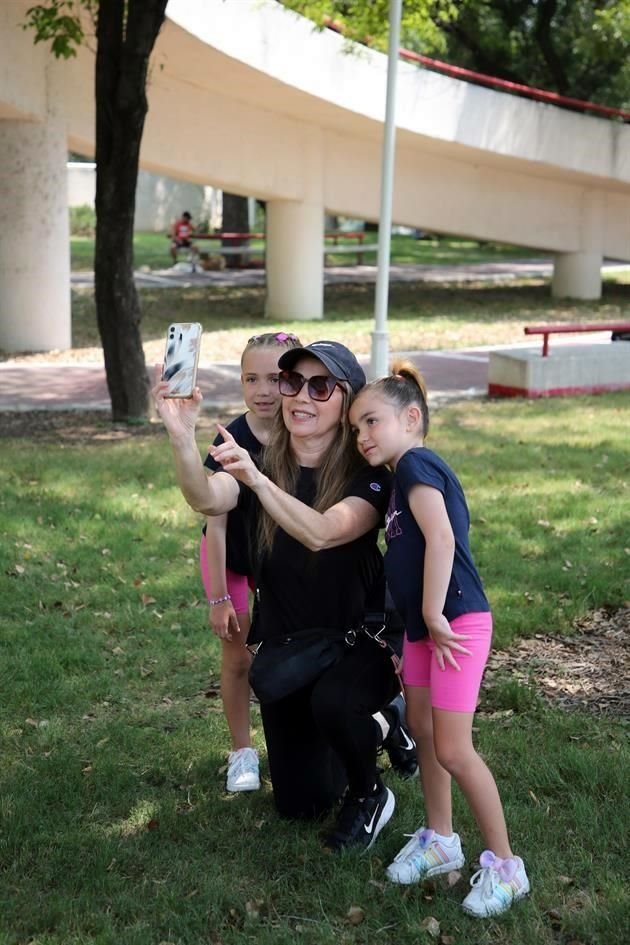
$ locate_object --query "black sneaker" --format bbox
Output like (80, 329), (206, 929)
(324, 781), (395, 852)
(381, 694), (418, 779)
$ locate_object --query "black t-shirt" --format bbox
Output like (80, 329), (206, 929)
(203, 413), (262, 576)
(246, 463), (392, 643)
(384, 447), (489, 641)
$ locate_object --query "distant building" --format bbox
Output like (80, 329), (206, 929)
(67, 162), (222, 232)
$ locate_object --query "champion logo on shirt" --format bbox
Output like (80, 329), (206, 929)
(369, 482), (382, 492)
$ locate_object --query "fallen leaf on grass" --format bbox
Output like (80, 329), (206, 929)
(245, 899), (265, 920)
(440, 936), (455, 945)
(346, 906), (365, 925)
(447, 870), (463, 887)
(146, 818), (159, 830)
(558, 875), (574, 886)
(141, 593), (157, 606)
(368, 879), (387, 893)
(420, 916), (440, 937)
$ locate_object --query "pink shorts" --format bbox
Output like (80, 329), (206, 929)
(199, 533), (255, 614)
(402, 612), (493, 713)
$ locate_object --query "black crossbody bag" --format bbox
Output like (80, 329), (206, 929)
(248, 575), (403, 705)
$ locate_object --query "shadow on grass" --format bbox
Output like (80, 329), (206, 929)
(69, 280), (630, 351)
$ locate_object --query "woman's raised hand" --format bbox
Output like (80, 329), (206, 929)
(210, 424), (263, 489)
(151, 365), (202, 441)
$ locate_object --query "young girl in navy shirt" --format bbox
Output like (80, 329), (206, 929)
(200, 331), (300, 793)
(349, 361), (530, 918)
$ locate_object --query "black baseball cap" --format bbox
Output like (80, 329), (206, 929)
(278, 340), (366, 394)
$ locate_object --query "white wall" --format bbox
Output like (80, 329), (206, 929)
(67, 162), (222, 232)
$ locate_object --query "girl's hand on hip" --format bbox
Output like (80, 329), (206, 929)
(426, 615), (472, 672)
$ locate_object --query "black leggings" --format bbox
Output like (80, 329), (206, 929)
(260, 635), (399, 819)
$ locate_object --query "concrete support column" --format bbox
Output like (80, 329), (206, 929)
(0, 118), (71, 353)
(551, 251), (602, 300)
(265, 200), (324, 321)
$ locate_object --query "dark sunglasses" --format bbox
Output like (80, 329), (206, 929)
(278, 370), (342, 402)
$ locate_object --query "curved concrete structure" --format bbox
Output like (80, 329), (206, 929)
(1, 0), (629, 351)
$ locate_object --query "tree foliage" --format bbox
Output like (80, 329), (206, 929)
(282, 0), (630, 108)
(24, 0), (94, 58)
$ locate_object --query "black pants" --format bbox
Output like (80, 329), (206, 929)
(260, 635), (399, 819)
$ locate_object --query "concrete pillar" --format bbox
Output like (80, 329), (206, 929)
(0, 118), (71, 353)
(265, 199), (324, 320)
(551, 251), (602, 300)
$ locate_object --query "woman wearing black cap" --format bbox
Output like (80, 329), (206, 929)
(153, 341), (409, 852)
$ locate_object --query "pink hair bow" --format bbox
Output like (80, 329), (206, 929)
(479, 850), (518, 882)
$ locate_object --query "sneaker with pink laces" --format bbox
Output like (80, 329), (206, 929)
(386, 828), (465, 884)
(226, 747), (260, 793)
(461, 850), (530, 917)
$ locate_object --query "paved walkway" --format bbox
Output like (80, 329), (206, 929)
(70, 257), (629, 290)
(70, 257), (559, 290)
(4, 258), (627, 412)
(0, 347), (490, 412)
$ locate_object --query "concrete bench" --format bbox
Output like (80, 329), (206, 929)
(488, 322), (630, 398)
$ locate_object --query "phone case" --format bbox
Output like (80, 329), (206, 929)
(162, 322), (203, 397)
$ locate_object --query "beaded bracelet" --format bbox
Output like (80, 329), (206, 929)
(209, 593), (232, 606)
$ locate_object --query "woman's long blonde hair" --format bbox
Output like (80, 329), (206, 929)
(257, 382), (365, 553)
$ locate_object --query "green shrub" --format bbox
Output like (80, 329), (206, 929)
(69, 203), (96, 236)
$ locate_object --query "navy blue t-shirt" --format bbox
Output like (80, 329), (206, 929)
(384, 447), (489, 641)
(203, 413), (262, 576)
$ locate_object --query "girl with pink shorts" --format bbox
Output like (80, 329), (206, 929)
(350, 363), (530, 920)
(200, 332), (300, 793)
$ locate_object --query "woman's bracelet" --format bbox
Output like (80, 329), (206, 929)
(209, 593), (232, 606)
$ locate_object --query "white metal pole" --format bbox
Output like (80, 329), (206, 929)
(370, 0), (402, 380)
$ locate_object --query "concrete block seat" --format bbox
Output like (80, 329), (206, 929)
(488, 323), (630, 397)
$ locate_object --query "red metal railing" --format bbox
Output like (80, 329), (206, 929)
(323, 16), (630, 123)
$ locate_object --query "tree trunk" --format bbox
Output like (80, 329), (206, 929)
(94, 0), (168, 422)
(222, 192), (250, 269)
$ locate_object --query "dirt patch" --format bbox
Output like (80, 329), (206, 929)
(485, 607), (629, 718)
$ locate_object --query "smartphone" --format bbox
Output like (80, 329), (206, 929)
(161, 322), (203, 397)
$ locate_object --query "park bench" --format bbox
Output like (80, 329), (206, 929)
(188, 230), (378, 268)
(523, 321), (630, 357)
(488, 321), (630, 398)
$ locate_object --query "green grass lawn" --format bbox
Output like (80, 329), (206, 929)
(70, 233), (533, 273)
(1, 395), (628, 945)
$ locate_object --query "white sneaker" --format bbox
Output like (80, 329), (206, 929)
(386, 828), (465, 884)
(226, 747), (260, 792)
(461, 851), (530, 917)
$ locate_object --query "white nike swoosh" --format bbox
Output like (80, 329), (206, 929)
(364, 807), (380, 835)
(399, 730), (415, 751)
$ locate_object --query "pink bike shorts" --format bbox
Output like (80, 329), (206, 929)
(199, 533), (255, 615)
(402, 611), (493, 713)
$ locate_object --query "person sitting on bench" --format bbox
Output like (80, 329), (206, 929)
(169, 211), (198, 266)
